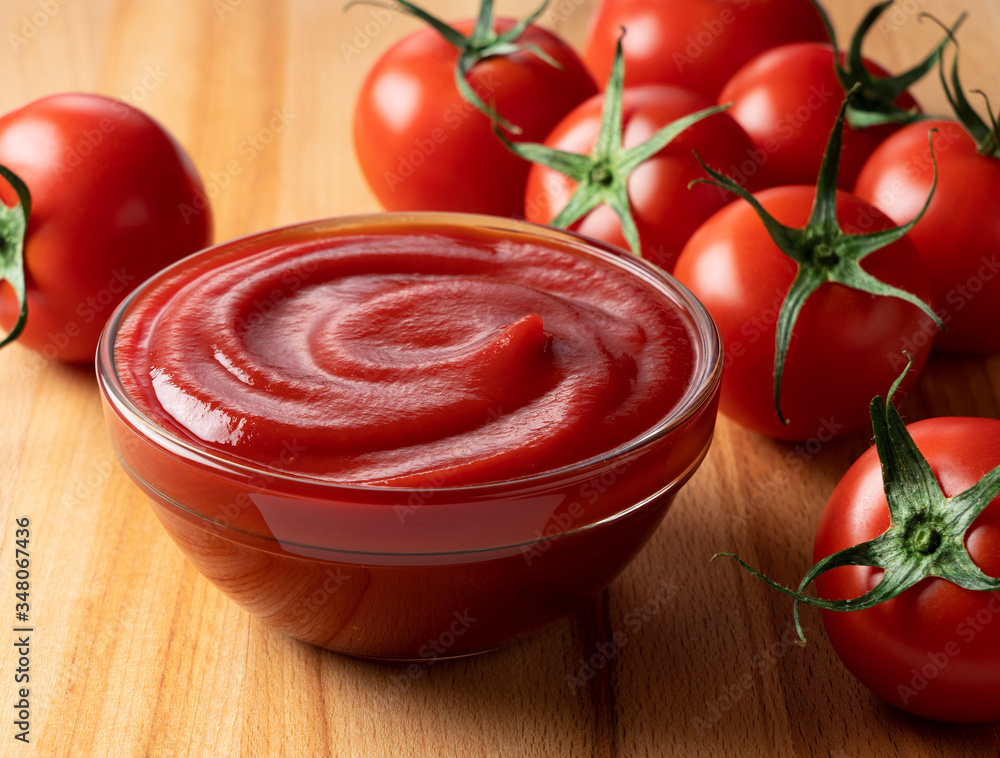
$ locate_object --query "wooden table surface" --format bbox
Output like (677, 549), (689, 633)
(1, 1), (998, 755)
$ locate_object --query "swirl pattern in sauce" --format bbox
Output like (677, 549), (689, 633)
(115, 226), (697, 486)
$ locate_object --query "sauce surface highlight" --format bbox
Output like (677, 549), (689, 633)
(115, 225), (698, 486)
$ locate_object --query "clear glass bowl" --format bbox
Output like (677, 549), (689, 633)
(96, 213), (723, 659)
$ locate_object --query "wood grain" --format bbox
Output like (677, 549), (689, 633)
(1, 1), (999, 755)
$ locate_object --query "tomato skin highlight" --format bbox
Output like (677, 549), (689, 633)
(719, 43), (918, 189)
(583, 0), (827, 99)
(353, 18), (597, 217)
(0, 93), (212, 363)
(524, 84), (762, 272)
(854, 119), (1000, 354)
(673, 186), (935, 440)
(814, 417), (1000, 723)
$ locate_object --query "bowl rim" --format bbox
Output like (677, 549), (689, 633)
(96, 211), (724, 496)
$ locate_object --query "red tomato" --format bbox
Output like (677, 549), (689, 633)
(353, 18), (597, 217)
(583, 0), (826, 99)
(814, 417), (1000, 722)
(524, 84), (762, 272)
(854, 119), (1000, 354)
(718, 43), (919, 189)
(0, 93), (212, 363)
(673, 186), (935, 440)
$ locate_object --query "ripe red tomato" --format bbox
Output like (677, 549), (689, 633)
(673, 186), (935, 440)
(718, 43), (918, 189)
(814, 417), (1000, 722)
(854, 119), (1000, 354)
(524, 84), (762, 272)
(353, 17), (597, 217)
(583, 0), (826, 99)
(0, 93), (212, 363)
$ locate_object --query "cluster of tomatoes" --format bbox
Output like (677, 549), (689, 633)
(0, 0), (997, 727)
(350, 0), (1000, 724)
(353, 0), (1000, 439)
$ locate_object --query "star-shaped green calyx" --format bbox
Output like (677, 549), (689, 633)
(716, 357), (1000, 644)
(692, 89), (941, 425)
(494, 33), (730, 255)
(347, 0), (559, 132)
(809, 0), (963, 129)
(0, 164), (31, 349)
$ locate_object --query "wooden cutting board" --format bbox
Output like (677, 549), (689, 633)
(1, 1), (998, 755)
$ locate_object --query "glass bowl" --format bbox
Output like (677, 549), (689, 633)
(96, 213), (723, 659)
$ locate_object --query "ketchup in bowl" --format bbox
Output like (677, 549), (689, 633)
(97, 214), (722, 659)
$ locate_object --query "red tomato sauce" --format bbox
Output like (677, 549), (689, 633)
(114, 224), (697, 487)
(102, 219), (720, 657)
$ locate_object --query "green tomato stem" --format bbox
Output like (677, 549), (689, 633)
(921, 12), (1000, 159)
(345, 0), (555, 133)
(0, 164), (31, 349)
(808, 0), (961, 129)
(715, 357), (1000, 644)
(691, 91), (941, 426)
(495, 32), (730, 256)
